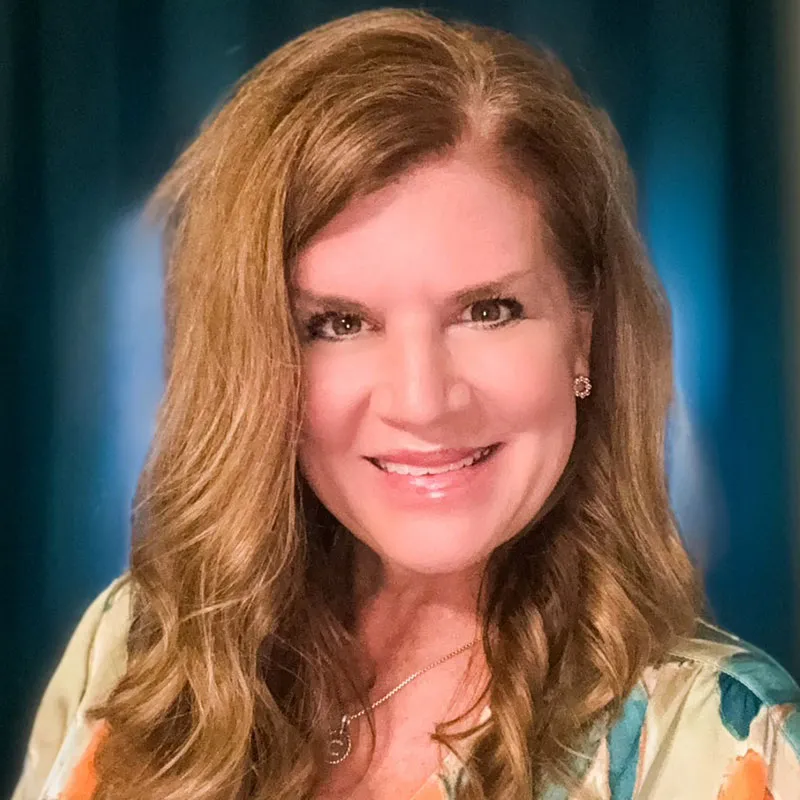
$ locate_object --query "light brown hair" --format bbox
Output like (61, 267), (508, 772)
(92, 8), (700, 799)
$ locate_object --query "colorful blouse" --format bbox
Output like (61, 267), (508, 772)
(11, 577), (800, 800)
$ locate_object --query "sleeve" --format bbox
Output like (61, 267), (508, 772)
(11, 577), (131, 800)
(714, 691), (800, 800)
(631, 647), (800, 800)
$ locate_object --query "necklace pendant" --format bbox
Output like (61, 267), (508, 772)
(326, 715), (352, 765)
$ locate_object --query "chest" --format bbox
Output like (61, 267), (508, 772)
(313, 676), (473, 800)
(314, 721), (448, 800)
(314, 741), (446, 800)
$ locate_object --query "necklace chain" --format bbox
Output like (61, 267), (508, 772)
(325, 638), (478, 765)
(348, 638), (477, 722)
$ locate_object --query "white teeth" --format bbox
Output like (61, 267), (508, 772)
(377, 446), (492, 476)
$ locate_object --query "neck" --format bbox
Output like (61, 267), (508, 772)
(353, 543), (486, 679)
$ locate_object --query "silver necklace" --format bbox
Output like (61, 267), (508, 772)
(325, 639), (478, 765)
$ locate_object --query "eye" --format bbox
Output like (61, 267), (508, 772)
(305, 311), (369, 342)
(462, 297), (525, 328)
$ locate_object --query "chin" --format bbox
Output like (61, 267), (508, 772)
(362, 520), (501, 578)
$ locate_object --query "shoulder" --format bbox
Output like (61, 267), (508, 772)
(62, 575), (132, 683)
(584, 621), (800, 800)
(12, 576), (132, 800)
(49, 575), (133, 712)
(662, 620), (800, 749)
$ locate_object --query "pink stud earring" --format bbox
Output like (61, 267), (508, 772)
(573, 375), (592, 399)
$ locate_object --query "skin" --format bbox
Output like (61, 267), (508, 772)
(293, 149), (591, 797)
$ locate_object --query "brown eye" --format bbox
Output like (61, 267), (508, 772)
(464, 297), (524, 327)
(331, 314), (361, 336)
(306, 312), (366, 341)
(470, 299), (504, 323)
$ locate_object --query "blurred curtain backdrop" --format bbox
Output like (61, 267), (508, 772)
(2, 0), (797, 793)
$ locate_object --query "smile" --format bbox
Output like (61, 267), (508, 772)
(367, 444), (500, 476)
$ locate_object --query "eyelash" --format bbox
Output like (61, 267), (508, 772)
(303, 295), (525, 342)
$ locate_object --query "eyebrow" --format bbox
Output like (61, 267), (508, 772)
(292, 268), (534, 314)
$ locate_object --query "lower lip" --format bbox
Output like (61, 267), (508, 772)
(365, 444), (503, 506)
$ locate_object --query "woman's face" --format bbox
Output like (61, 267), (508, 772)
(294, 153), (591, 578)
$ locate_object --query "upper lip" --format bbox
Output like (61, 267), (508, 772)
(366, 446), (496, 467)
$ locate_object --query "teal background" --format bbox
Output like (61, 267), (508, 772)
(2, 0), (797, 793)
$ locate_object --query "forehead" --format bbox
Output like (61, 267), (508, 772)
(292, 154), (563, 304)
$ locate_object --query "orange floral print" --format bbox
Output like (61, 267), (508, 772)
(62, 723), (107, 800)
(717, 749), (774, 800)
(411, 781), (451, 800)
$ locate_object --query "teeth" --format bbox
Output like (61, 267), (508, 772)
(377, 446), (492, 476)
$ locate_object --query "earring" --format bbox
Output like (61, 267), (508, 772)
(573, 375), (592, 399)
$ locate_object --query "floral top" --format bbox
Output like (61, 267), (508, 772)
(11, 577), (800, 800)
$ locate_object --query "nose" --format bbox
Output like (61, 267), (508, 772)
(371, 323), (470, 427)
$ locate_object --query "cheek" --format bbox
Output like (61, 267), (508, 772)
(456, 326), (578, 426)
(300, 349), (369, 452)
(301, 327), (578, 446)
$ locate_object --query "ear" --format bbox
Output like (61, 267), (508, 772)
(573, 309), (593, 375)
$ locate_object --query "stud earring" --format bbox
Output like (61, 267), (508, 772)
(573, 375), (592, 399)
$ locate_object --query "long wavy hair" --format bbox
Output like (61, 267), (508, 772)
(92, 8), (700, 799)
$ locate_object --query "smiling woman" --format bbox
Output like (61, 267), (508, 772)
(296, 155), (590, 580)
(12, 7), (800, 800)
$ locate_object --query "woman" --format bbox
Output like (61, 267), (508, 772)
(13, 8), (800, 800)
